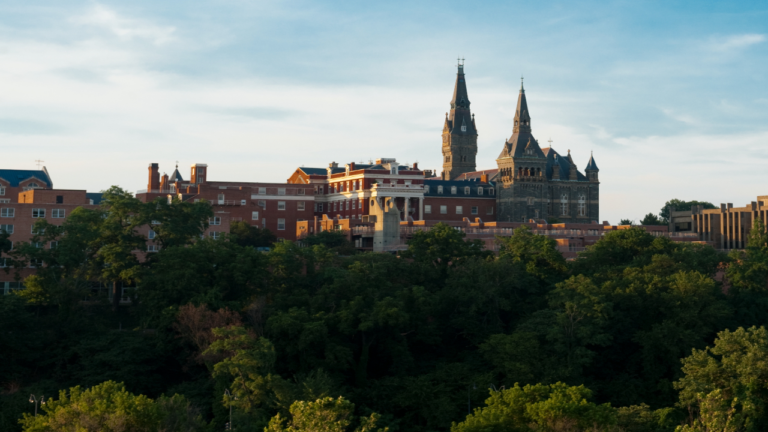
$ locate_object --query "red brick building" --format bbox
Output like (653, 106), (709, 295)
(138, 163), (315, 241)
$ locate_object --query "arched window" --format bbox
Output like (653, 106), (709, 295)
(578, 194), (586, 216)
(451, 186), (457, 195)
(477, 187), (483, 195)
(560, 194), (568, 216)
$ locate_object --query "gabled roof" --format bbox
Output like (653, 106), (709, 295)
(544, 148), (588, 181)
(0, 169), (53, 187)
(170, 167), (184, 182)
(298, 167), (328, 176)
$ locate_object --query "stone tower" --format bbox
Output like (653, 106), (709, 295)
(441, 60), (478, 180)
(496, 80), (549, 222)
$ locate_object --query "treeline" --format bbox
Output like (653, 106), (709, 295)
(3, 187), (768, 431)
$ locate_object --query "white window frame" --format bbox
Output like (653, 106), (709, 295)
(437, 186), (443, 195)
(278, 188), (286, 196)
(0, 224), (13, 234)
(1, 208), (14, 218)
(477, 187), (483, 195)
(464, 187), (470, 195)
(32, 208), (45, 218)
(210, 216), (221, 225)
(318, 203), (324, 212)
(147, 245), (158, 252)
(52, 209), (65, 218)
(278, 201), (286, 211)
(298, 201), (306, 211)
(209, 232), (221, 240)
(560, 194), (568, 216)
(259, 187), (267, 195)
(425, 205), (432, 214)
(578, 194), (586, 216)
(277, 218), (286, 230)
(252, 211), (259, 220)
(471, 206), (478, 215)
(440, 205), (447, 214)
(451, 186), (457, 195)
(0, 186), (5, 196)
(456, 206), (463, 214)
(148, 229), (156, 239)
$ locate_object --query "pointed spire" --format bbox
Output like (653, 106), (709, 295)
(567, 149), (574, 164)
(447, 60), (476, 135)
(512, 78), (531, 134)
(586, 152), (599, 170)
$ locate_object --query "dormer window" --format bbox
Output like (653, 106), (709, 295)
(477, 187), (483, 195)
(437, 186), (443, 195)
(464, 187), (470, 195)
(425, 185), (430, 193)
(451, 186), (457, 195)
(461, 124), (467, 132)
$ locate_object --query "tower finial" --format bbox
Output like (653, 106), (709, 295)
(521, 76), (524, 91)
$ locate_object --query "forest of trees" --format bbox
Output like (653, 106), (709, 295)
(3, 187), (768, 431)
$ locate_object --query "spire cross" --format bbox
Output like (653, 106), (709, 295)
(457, 57), (465, 67)
(548, 138), (553, 146)
(175, 160), (179, 169)
(35, 159), (44, 169)
(521, 76), (524, 90)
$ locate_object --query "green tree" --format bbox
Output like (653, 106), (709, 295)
(675, 326), (768, 432)
(640, 213), (664, 226)
(400, 223), (491, 280)
(302, 231), (356, 254)
(451, 382), (617, 432)
(266, 397), (387, 432)
(726, 219), (768, 326)
(660, 199), (716, 223)
(496, 225), (567, 287)
(620, 219), (634, 226)
(145, 197), (212, 249)
(230, 220), (277, 249)
(19, 381), (205, 432)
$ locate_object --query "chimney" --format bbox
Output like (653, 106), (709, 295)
(160, 173), (169, 192)
(412, 162), (418, 170)
(480, 173), (488, 183)
(191, 163), (208, 184)
(329, 162), (338, 168)
(349, 162), (356, 171)
(148, 163), (160, 191)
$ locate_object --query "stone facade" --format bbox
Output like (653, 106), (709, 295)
(492, 80), (600, 223)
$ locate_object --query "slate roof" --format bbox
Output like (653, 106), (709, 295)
(0, 169), (52, 187)
(170, 167), (184, 182)
(545, 148), (588, 181)
(298, 167), (329, 175)
(423, 178), (495, 197)
(456, 169), (499, 181)
(585, 153), (599, 170)
(497, 86), (544, 160)
(86, 193), (104, 205)
(445, 64), (477, 136)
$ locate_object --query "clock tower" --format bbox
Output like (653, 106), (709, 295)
(441, 60), (478, 180)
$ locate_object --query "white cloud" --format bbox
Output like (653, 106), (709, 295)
(72, 4), (176, 45)
(709, 33), (766, 51)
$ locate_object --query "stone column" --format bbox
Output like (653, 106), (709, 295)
(419, 197), (424, 221)
(404, 197), (410, 221)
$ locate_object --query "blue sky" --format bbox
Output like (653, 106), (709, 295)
(2, 0), (767, 223)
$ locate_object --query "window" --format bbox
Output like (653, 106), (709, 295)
(527, 197), (534, 206)
(277, 218), (286, 230)
(471, 206), (478, 215)
(30, 258), (43, 268)
(210, 216), (221, 225)
(464, 187), (470, 195)
(148, 245), (158, 252)
(578, 194), (586, 216)
(278, 201), (286, 210)
(345, 201), (349, 210)
(217, 194), (225, 203)
(252, 211), (259, 220)
(425, 205), (432, 214)
(0, 224), (13, 234)
(209, 232), (221, 240)
(148, 229), (156, 239)
(50, 241), (58, 249)
(451, 186), (457, 195)
(278, 188), (286, 196)
(490, 188), (495, 196)
(1, 208), (14, 217)
(32, 208), (45, 218)
(456, 206), (463, 214)
(56, 195), (63, 204)
(0, 199), (9, 203)
(425, 185), (430, 193)
(0, 186), (4, 196)
(437, 186), (443, 194)
(52, 209), (65, 218)
(477, 187), (483, 195)
(31, 225), (45, 235)
(33, 242), (44, 248)
(560, 194), (568, 216)
(0, 258), (8, 268)
(440, 205), (447, 214)
(351, 200), (356, 209)
(487, 207), (494, 215)
(298, 189), (305, 195)
(259, 187), (266, 195)
(461, 124), (467, 132)
(333, 202), (337, 211)
(151, 220), (161, 225)
(318, 203), (324, 212)
(258, 200), (266, 208)
(240, 200), (246, 205)
(294, 201), (304, 211)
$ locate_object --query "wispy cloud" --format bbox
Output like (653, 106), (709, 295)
(660, 108), (698, 125)
(708, 33), (766, 51)
(72, 4), (176, 45)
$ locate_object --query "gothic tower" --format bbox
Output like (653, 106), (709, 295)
(496, 79), (549, 222)
(441, 60), (478, 180)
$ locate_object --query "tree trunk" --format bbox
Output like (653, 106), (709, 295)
(112, 281), (120, 311)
